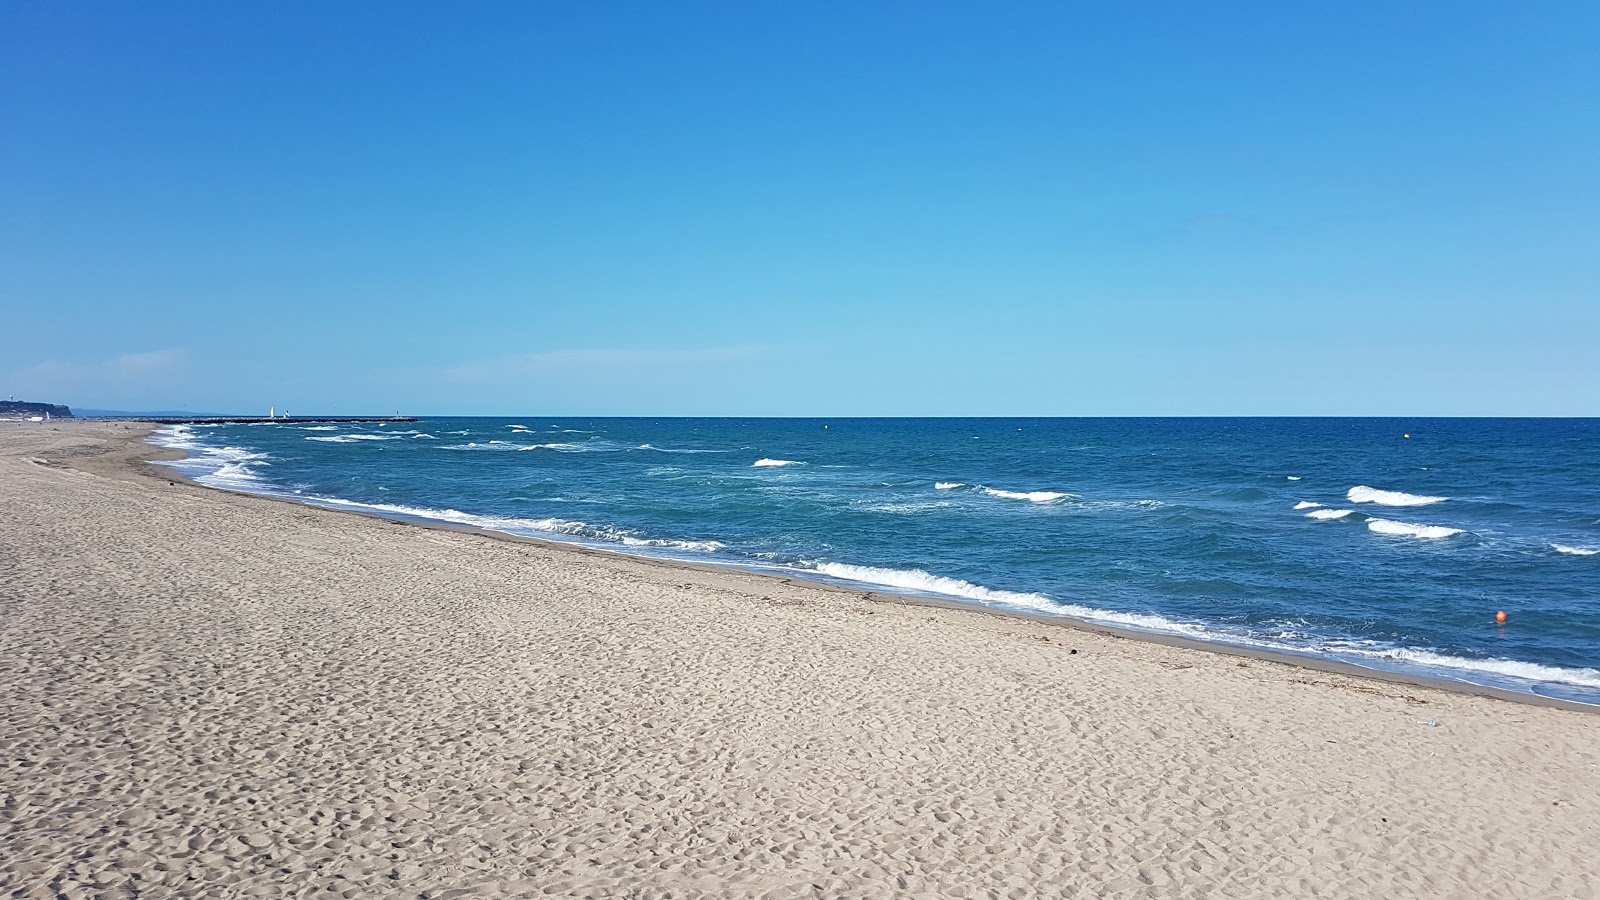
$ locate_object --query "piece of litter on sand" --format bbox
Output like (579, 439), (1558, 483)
(1418, 720), (1439, 728)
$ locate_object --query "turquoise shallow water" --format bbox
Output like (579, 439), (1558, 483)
(154, 417), (1600, 703)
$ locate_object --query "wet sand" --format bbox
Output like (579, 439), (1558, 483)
(2, 421), (1596, 898)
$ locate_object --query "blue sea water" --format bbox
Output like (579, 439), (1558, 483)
(153, 418), (1600, 703)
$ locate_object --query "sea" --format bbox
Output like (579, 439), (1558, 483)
(151, 417), (1600, 704)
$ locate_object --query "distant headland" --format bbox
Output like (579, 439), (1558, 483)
(0, 400), (73, 419)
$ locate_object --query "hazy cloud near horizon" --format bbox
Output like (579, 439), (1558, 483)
(5, 351), (184, 408)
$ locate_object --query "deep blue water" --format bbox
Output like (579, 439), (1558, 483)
(154, 418), (1600, 702)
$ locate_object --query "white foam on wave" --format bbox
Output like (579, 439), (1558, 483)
(311, 497), (724, 554)
(1553, 544), (1599, 556)
(1366, 518), (1464, 539)
(517, 442), (592, 452)
(753, 458), (803, 467)
(620, 535), (727, 553)
(1339, 647), (1600, 690)
(413, 433), (436, 439)
(307, 434), (400, 443)
(867, 501), (955, 514)
(150, 426), (271, 488)
(638, 444), (726, 454)
(983, 487), (1072, 503)
(1286, 476), (1302, 481)
(1293, 501), (1322, 510)
(443, 441), (605, 452)
(1305, 508), (1353, 520)
(300, 425), (338, 431)
(811, 562), (1204, 635)
(935, 482), (964, 491)
(151, 424), (200, 450)
(1077, 498), (1164, 512)
(1348, 485), (1447, 507)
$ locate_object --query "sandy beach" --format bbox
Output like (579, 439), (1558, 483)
(2, 421), (1597, 899)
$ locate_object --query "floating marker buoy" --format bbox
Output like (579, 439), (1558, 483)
(1496, 610), (1508, 625)
(1404, 434), (1411, 439)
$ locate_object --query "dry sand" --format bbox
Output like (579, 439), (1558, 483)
(2, 421), (1597, 899)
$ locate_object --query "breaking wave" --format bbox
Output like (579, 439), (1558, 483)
(753, 458), (804, 467)
(935, 482), (964, 490)
(811, 562), (1205, 635)
(1367, 518), (1464, 539)
(1338, 647), (1600, 690)
(307, 434), (401, 443)
(1293, 501), (1322, 510)
(150, 426), (271, 489)
(1553, 544), (1598, 556)
(982, 488), (1072, 503)
(1348, 485), (1448, 507)
(638, 444), (727, 454)
(517, 443), (589, 452)
(866, 501), (955, 514)
(310, 498), (724, 553)
(1306, 508), (1354, 520)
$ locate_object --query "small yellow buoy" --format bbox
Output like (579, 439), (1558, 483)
(1404, 434), (1411, 439)
(1495, 610), (1508, 625)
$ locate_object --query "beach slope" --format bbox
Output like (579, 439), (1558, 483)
(1, 422), (1596, 898)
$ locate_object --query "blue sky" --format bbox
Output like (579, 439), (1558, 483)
(3, 2), (1596, 415)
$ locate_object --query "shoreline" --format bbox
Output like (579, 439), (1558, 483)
(139, 420), (1596, 712)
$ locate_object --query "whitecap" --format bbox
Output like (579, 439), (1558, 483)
(1348, 485), (1447, 507)
(149, 427), (271, 489)
(1339, 647), (1600, 690)
(1306, 508), (1354, 520)
(300, 425), (338, 431)
(1286, 476), (1302, 481)
(1552, 544), (1599, 556)
(1077, 498), (1164, 512)
(517, 442), (589, 452)
(619, 535), (728, 553)
(935, 482), (964, 490)
(638, 444), (726, 454)
(307, 434), (397, 443)
(1293, 501), (1322, 510)
(982, 487), (1072, 503)
(753, 458), (803, 467)
(866, 502), (955, 514)
(811, 562), (1204, 635)
(1366, 518), (1464, 539)
(309, 497), (723, 554)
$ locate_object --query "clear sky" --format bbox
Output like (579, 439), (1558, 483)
(3, 2), (1596, 416)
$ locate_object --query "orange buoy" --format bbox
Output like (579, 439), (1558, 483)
(1495, 610), (1508, 625)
